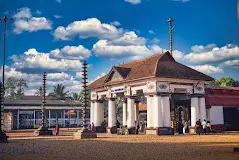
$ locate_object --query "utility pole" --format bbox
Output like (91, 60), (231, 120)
(168, 17), (174, 55)
(0, 16), (12, 143)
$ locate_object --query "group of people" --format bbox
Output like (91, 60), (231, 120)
(195, 119), (211, 135)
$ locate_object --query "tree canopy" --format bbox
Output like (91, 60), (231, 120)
(5, 77), (28, 99)
(48, 83), (69, 100)
(206, 77), (239, 87)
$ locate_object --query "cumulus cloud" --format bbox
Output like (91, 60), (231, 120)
(50, 45), (91, 60)
(110, 21), (121, 26)
(150, 38), (160, 44)
(188, 65), (223, 75)
(125, 0), (141, 4)
(56, 0), (62, 3)
(13, 7), (52, 34)
(53, 18), (123, 40)
(219, 60), (239, 68)
(185, 44), (239, 65)
(11, 48), (82, 73)
(108, 31), (146, 46)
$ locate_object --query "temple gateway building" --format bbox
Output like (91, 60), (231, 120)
(89, 51), (239, 135)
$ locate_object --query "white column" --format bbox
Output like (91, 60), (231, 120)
(77, 110), (79, 126)
(48, 110), (51, 128)
(123, 100), (127, 126)
(90, 102), (94, 124)
(162, 96), (171, 127)
(94, 101), (104, 127)
(63, 110), (66, 127)
(32, 110), (35, 128)
(191, 96), (199, 126)
(127, 97), (136, 128)
(108, 99), (116, 127)
(199, 97), (206, 121)
(17, 109), (19, 129)
(134, 101), (139, 122)
(146, 96), (153, 128)
(153, 95), (163, 128)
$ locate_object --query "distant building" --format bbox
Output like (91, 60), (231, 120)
(3, 96), (89, 130)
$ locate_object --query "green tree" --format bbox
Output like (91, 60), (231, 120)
(48, 83), (69, 100)
(5, 77), (28, 99)
(71, 92), (81, 101)
(34, 86), (43, 96)
(206, 77), (239, 87)
(16, 78), (28, 98)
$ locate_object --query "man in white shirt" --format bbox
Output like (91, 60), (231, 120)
(202, 119), (207, 135)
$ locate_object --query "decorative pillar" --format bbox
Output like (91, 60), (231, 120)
(127, 97), (136, 128)
(153, 95), (163, 128)
(77, 110), (79, 126)
(190, 96), (200, 127)
(107, 98), (117, 133)
(17, 109), (19, 129)
(90, 101), (94, 124)
(146, 96), (153, 128)
(63, 110), (66, 127)
(162, 96), (171, 127)
(122, 99), (127, 127)
(94, 100), (104, 128)
(199, 96), (206, 121)
(134, 100), (139, 122)
(48, 110), (51, 128)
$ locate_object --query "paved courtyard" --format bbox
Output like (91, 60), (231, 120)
(1, 130), (239, 160)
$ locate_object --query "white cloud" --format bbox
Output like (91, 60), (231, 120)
(56, 0), (62, 3)
(219, 60), (239, 68)
(108, 31), (146, 46)
(125, 0), (141, 4)
(148, 30), (155, 34)
(13, 7), (52, 34)
(54, 15), (62, 19)
(188, 65), (223, 75)
(110, 21), (121, 26)
(93, 40), (152, 59)
(150, 38), (160, 44)
(50, 45), (91, 60)
(53, 18), (123, 40)
(185, 44), (239, 65)
(11, 48), (82, 73)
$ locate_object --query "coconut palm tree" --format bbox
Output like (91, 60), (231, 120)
(71, 92), (81, 101)
(48, 83), (69, 100)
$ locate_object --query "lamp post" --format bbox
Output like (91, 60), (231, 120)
(0, 16), (12, 143)
(34, 72), (53, 136)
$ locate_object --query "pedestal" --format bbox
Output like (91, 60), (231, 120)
(189, 127), (196, 134)
(34, 126), (53, 136)
(106, 126), (117, 134)
(0, 131), (8, 143)
(73, 129), (97, 139)
(128, 127), (136, 134)
(95, 126), (106, 133)
(144, 127), (173, 135)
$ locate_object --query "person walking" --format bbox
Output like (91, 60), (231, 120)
(206, 121), (211, 133)
(55, 124), (60, 136)
(91, 122), (95, 133)
(202, 119), (207, 135)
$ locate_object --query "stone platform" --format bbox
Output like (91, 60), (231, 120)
(73, 130), (97, 139)
(106, 126), (117, 134)
(34, 126), (53, 136)
(145, 127), (173, 135)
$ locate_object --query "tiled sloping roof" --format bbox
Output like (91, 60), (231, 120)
(89, 51), (214, 89)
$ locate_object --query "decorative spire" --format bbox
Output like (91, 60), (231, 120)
(41, 72), (47, 128)
(168, 17), (174, 55)
(81, 60), (88, 131)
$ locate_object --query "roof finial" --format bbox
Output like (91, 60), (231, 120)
(168, 17), (174, 55)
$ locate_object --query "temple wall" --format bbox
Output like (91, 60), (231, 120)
(209, 106), (224, 125)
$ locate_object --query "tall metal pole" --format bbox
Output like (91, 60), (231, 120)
(42, 72), (47, 128)
(81, 61), (88, 131)
(168, 17), (173, 55)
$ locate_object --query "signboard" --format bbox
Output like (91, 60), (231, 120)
(91, 92), (97, 100)
(111, 87), (125, 93)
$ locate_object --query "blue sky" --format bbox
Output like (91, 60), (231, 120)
(0, 0), (239, 94)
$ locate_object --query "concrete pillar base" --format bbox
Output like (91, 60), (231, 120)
(95, 126), (106, 133)
(73, 129), (97, 139)
(106, 126), (117, 134)
(34, 126), (53, 136)
(145, 127), (173, 135)
(189, 127), (196, 134)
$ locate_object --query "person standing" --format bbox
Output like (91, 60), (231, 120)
(202, 119), (207, 135)
(55, 124), (60, 136)
(195, 119), (201, 135)
(183, 121), (188, 134)
(91, 122), (95, 133)
(206, 121), (211, 133)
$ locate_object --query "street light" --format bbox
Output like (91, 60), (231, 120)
(0, 16), (12, 143)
